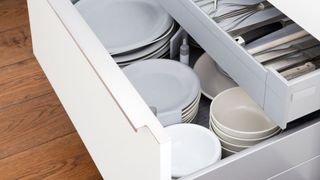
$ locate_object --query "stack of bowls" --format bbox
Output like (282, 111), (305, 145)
(165, 124), (221, 178)
(75, 0), (175, 67)
(123, 59), (201, 126)
(209, 87), (281, 157)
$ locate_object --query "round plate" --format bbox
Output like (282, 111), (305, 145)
(193, 53), (237, 100)
(76, 0), (173, 54)
(118, 41), (170, 67)
(123, 60), (200, 115)
(182, 92), (201, 117)
(113, 23), (175, 63)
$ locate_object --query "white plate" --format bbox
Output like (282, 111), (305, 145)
(113, 23), (175, 63)
(182, 91), (201, 114)
(193, 53), (237, 100)
(118, 41), (170, 67)
(123, 60), (200, 116)
(76, 0), (173, 54)
(182, 96), (200, 120)
(182, 104), (199, 123)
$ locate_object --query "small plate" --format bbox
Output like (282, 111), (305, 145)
(118, 42), (170, 67)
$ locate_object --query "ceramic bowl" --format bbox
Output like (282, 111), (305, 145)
(210, 117), (281, 146)
(165, 124), (221, 178)
(210, 87), (279, 139)
(221, 146), (236, 158)
(218, 133), (249, 152)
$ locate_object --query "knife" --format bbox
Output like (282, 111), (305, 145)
(229, 14), (287, 36)
(235, 18), (294, 46)
(255, 38), (320, 63)
(265, 46), (320, 71)
(280, 56), (320, 80)
(247, 30), (309, 55)
(280, 62), (317, 80)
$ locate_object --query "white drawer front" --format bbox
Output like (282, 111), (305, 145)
(28, 0), (170, 179)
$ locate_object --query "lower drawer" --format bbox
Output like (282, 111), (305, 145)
(28, 0), (320, 179)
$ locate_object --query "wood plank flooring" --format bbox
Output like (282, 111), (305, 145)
(0, 0), (102, 179)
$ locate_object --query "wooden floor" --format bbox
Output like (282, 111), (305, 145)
(0, 0), (102, 179)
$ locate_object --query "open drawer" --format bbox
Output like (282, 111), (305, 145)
(156, 0), (320, 129)
(27, 0), (320, 179)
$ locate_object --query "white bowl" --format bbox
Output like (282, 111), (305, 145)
(165, 124), (221, 178)
(210, 117), (281, 146)
(210, 87), (278, 139)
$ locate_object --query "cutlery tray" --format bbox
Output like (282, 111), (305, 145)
(156, 0), (320, 129)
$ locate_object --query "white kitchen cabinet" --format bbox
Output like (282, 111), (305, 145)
(27, 0), (320, 179)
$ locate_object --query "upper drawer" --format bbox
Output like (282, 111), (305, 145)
(156, 0), (320, 129)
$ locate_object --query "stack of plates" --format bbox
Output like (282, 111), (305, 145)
(208, 87), (281, 157)
(123, 59), (201, 126)
(76, 0), (175, 67)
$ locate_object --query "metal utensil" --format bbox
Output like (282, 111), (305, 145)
(247, 30), (309, 55)
(265, 46), (320, 71)
(234, 18), (294, 46)
(255, 38), (320, 63)
(213, 1), (273, 23)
